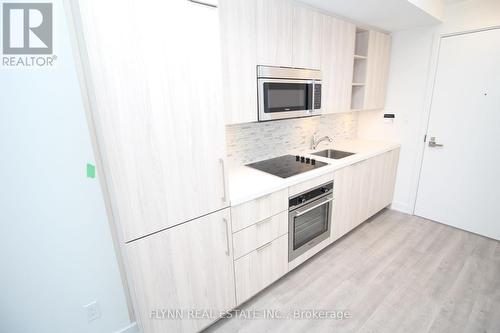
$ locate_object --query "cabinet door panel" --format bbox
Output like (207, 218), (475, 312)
(126, 209), (236, 333)
(234, 234), (288, 304)
(365, 149), (400, 216)
(364, 30), (392, 110)
(292, 5), (323, 69)
(381, 148), (400, 207)
(332, 150), (400, 241)
(231, 188), (288, 232)
(219, 0), (258, 124)
(367, 153), (386, 217)
(233, 211), (288, 259)
(332, 165), (355, 241)
(351, 159), (371, 229)
(322, 16), (356, 114)
(74, 0), (228, 241)
(256, 0), (293, 66)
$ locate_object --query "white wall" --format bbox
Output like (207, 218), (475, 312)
(0, 1), (134, 333)
(357, 0), (500, 213)
(441, 0), (500, 33)
(408, 0), (444, 21)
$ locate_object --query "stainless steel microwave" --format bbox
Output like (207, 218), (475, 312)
(257, 66), (322, 122)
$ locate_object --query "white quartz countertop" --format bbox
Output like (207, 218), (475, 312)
(228, 139), (400, 206)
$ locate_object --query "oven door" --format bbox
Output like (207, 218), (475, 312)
(258, 78), (319, 121)
(288, 194), (333, 262)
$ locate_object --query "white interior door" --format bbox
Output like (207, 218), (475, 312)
(415, 28), (500, 240)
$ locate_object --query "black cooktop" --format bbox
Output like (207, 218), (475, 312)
(246, 155), (327, 178)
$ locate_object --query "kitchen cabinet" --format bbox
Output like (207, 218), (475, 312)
(292, 5), (323, 69)
(321, 16), (356, 114)
(331, 159), (369, 239)
(126, 209), (236, 333)
(331, 164), (355, 240)
(220, 0), (294, 124)
(289, 172), (333, 196)
(230, 149), (399, 306)
(220, 0), (378, 123)
(364, 30), (392, 110)
(256, 0), (294, 67)
(231, 189), (289, 305)
(368, 148), (400, 215)
(232, 210), (288, 259)
(350, 28), (391, 111)
(362, 149), (397, 216)
(353, 158), (374, 226)
(331, 148), (400, 241)
(70, 0), (229, 241)
(231, 188), (288, 232)
(219, 0), (258, 124)
(234, 234), (288, 305)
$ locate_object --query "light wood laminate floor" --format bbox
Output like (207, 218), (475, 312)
(205, 209), (500, 333)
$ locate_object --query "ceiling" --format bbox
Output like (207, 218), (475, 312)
(298, 0), (443, 32)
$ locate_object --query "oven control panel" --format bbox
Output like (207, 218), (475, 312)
(288, 181), (333, 210)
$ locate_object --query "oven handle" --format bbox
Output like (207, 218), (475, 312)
(294, 195), (333, 217)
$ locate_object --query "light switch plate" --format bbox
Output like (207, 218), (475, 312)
(84, 301), (101, 322)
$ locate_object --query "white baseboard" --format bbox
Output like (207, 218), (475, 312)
(115, 322), (139, 333)
(390, 201), (413, 214)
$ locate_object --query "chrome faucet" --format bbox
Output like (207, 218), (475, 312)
(311, 135), (333, 150)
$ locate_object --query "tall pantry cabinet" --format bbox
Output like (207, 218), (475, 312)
(67, 0), (235, 332)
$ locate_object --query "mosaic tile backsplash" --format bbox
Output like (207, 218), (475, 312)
(226, 112), (358, 166)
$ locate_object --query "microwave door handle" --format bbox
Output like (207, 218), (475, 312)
(310, 81), (315, 112)
(294, 195), (333, 217)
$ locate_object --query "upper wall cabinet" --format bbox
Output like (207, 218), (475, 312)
(351, 29), (392, 111)
(220, 1), (391, 123)
(321, 15), (356, 114)
(364, 30), (392, 110)
(71, 0), (229, 241)
(219, 0), (258, 124)
(292, 5), (323, 69)
(221, 0), (294, 124)
(256, 0), (293, 67)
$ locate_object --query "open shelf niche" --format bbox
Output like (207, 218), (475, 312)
(351, 28), (369, 110)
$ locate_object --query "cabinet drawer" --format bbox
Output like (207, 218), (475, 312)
(288, 172), (334, 196)
(234, 234), (288, 305)
(233, 211), (288, 259)
(231, 188), (288, 232)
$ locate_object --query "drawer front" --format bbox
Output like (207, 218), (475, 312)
(233, 211), (288, 259)
(234, 234), (288, 305)
(288, 172), (334, 197)
(231, 188), (288, 232)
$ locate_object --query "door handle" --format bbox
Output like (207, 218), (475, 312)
(223, 218), (230, 256)
(295, 195), (333, 217)
(256, 217), (272, 227)
(219, 158), (227, 203)
(428, 137), (444, 148)
(187, 0), (217, 8)
(256, 241), (272, 252)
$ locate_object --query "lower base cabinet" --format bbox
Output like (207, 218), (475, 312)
(126, 208), (236, 333)
(124, 149), (400, 333)
(331, 148), (400, 241)
(234, 234), (288, 305)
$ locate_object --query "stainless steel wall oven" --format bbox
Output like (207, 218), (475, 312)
(288, 181), (333, 261)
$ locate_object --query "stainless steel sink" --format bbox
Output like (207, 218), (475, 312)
(312, 149), (355, 159)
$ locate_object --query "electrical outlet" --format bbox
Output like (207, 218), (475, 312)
(84, 301), (101, 322)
